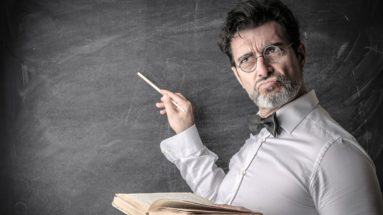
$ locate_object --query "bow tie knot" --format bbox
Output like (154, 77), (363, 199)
(248, 112), (280, 137)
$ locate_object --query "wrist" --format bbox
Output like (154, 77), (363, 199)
(175, 123), (194, 134)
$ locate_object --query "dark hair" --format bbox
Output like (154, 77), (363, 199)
(218, 0), (301, 66)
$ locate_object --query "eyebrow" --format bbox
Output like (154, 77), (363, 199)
(269, 41), (284, 46)
(236, 41), (287, 63)
(237, 52), (254, 63)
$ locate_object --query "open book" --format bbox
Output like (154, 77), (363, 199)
(112, 192), (262, 215)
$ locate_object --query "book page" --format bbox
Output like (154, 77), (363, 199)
(116, 193), (212, 211)
(150, 199), (261, 214)
(150, 206), (262, 215)
(113, 193), (261, 215)
(113, 195), (147, 215)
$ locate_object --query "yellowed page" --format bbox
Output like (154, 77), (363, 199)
(113, 193), (261, 215)
(150, 199), (262, 214)
(112, 195), (146, 215)
(114, 192), (211, 214)
(147, 193), (212, 211)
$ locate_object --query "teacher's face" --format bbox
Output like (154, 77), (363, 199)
(230, 21), (305, 109)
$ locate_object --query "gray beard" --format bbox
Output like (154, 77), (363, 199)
(249, 75), (302, 109)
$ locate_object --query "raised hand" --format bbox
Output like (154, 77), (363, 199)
(156, 89), (194, 134)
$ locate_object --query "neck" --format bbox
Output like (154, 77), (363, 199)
(258, 107), (277, 118)
(258, 86), (307, 118)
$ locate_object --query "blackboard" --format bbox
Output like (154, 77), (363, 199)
(1, 0), (383, 214)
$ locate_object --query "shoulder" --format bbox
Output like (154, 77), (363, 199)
(301, 105), (354, 143)
(299, 104), (373, 169)
(308, 136), (381, 213)
(306, 106), (375, 188)
(291, 104), (374, 177)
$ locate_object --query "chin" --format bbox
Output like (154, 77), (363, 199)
(250, 83), (301, 109)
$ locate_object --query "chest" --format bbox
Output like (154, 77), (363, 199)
(218, 134), (318, 214)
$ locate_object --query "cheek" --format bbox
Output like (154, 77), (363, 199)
(240, 73), (257, 92)
(289, 64), (303, 81)
(278, 59), (302, 81)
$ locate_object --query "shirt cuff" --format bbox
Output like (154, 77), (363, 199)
(160, 124), (204, 162)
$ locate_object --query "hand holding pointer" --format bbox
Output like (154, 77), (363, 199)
(156, 89), (194, 134)
(137, 72), (194, 134)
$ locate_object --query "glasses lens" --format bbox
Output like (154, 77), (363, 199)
(263, 45), (284, 63)
(239, 55), (257, 73)
(238, 44), (290, 73)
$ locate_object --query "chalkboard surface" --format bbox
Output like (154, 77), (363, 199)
(1, 0), (383, 214)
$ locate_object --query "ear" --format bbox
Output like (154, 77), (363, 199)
(231, 66), (245, 88)
(297, 43), (306, 68)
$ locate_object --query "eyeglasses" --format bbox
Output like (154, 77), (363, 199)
(236, 43), (293, 73)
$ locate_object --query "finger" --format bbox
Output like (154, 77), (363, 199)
(159, 109), (166, 115)
(160, 89), (173, 96)
(161, 89), (188, 106)
(161, 90), (190, 113)
(161, 89), (185, 102)
(162, 94), (177, 114)
(156, 102), (165, 108)
(176, 93), (186, 99)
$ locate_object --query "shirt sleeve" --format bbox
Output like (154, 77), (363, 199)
(310, 137), (383, 215)
(160, 125), (226, 201)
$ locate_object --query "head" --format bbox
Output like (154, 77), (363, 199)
(218, 0), (306, 112)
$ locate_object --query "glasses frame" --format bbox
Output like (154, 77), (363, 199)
(236, 42), (294, 73)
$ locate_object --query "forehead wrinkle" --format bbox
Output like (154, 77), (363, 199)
(244, 38), (257, 53)
(236, 30), (262, 53)
(232, 33), (259, 60)
(251, 30), (284, 49)
(231, 22), (289, 62)
(251, 22), (288, 48)
(261, 22), (289, 44)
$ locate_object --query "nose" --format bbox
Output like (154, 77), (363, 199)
(256, 56), (272, 78)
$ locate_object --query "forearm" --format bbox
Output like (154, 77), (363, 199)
(161, 125), (226, 201)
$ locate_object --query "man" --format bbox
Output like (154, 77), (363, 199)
(155, 0), (383, 214)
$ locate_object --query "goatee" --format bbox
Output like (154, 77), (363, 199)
(249, 75), (302, 109)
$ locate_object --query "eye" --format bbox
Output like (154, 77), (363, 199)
(239, 54), (255, 65)
(264, 45), (283, 56)
(240, 57), (249, 64)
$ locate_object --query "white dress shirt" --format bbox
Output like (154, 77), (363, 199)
(160, 90), (383, 215)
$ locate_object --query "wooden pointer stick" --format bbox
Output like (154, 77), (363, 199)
(137, 72), (186, 112)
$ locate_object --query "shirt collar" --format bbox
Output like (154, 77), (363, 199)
(276, 90), (319, 134)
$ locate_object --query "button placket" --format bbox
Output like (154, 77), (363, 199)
(229, 135), (267, 204)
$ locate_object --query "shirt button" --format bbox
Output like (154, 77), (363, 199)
(242, 170), (247, 175)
